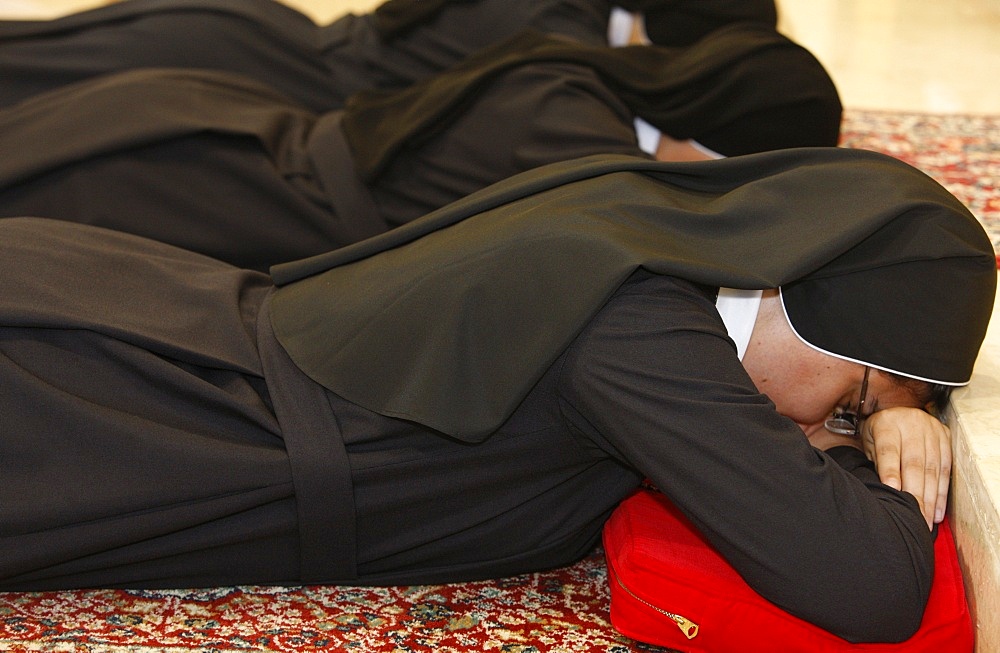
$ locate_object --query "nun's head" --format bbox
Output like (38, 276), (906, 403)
(613, 0), (779, 47)
(626, 23), (843, 158)
(741, 291), (955, 436)
(779, 199), (996, 390)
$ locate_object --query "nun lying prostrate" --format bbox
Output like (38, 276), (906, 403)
(0, 0), (778, 110)
(0, 24), (840, 271)
(1, 149), (995, 646)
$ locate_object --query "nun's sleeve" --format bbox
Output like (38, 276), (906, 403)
(557, 270), (933, 643)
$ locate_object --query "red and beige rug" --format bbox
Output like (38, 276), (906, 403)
(840, 110), (1000, 258)
(0, 552), (634, 652)
(1, 109), (998, 653)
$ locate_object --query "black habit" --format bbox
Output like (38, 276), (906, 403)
(0, 0), (610, 110)
(0, 27), (839, 271)
(0, 0), (782, 110)
(0, 150), (994, 645)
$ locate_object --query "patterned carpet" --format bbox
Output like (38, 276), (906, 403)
(0, 553), (655, 653)
(840, 110), (1000, 254)
(1, 109), (998, 653)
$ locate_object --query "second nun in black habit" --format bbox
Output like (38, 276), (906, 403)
(0, 24), (840, 271)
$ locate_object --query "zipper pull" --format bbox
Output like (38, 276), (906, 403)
(669, 614), (699, 640)
(613, 570), (699, 640)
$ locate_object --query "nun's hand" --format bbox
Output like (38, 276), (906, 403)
(862, 407), (951, 529)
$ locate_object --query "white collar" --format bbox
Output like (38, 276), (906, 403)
(608, 7), (651, 46)
(716, 288), (763, 360)
(633, 117), (661, 155)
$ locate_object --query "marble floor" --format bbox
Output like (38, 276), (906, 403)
(778, 0), (1000, 114)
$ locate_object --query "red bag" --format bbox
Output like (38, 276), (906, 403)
(603, 489), (973, 652)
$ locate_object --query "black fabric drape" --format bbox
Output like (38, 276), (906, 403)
(270, 149), (995, 439)
(615, 0), (778, 45)
(341, 25), (840, 178)
(370, 0), (777, 46)
(371, 0), (477, 38)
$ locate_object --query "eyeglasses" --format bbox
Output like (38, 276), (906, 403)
(824, 366), (871, 437)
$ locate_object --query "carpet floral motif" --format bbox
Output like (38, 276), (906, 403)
(1, 551), (672, 652)
(840, 109), (1000, 253)
(1, 110), (996, 652)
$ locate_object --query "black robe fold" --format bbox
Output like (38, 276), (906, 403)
(0, 24), (838, 271)
(342, 25), (841, 176)
(0, 0), (609, 110)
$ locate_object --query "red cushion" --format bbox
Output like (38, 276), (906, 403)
(603, 489), (973, 652)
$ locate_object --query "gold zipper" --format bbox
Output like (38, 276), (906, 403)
(611, 568), (700, 640)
